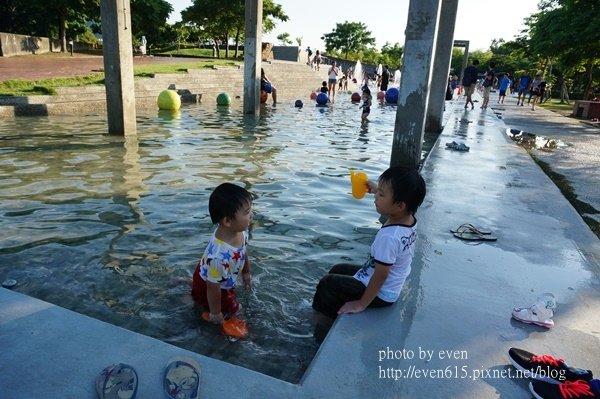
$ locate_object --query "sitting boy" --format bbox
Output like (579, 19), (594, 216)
(319, 81), (329, 94)
(192, 183), (253, 324)
(312, 166), (426, 318)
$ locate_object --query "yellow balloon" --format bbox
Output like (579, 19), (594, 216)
(157, 90), (181, 110)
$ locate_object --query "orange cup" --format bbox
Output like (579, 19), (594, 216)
(350, 170), (368, 199)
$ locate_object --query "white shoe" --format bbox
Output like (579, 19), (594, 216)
(512, 293), (556, 328)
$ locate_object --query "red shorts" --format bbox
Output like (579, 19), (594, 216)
(191, 264), (239, 315)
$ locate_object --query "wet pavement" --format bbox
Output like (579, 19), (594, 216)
(491, 98), (600, 231)
(1, 90), (600, 397)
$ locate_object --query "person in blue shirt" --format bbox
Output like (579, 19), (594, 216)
(516, 71), (532, 106)
(497, 73), (512, 104)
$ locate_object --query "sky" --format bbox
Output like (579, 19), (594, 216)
(166, 0), (540, 52)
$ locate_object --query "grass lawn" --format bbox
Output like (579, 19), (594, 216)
(539, 98), (575, 116)
(0, 58), (240, 96)
(158, 48), (243, 59)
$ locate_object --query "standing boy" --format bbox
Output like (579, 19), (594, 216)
(462, 59), (479, 110)
(498, 73), (511, 104)
(517, 71), (532, 106)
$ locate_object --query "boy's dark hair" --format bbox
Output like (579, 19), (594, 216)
(322, 81), (327, 86)
(379, 167), (426, 214)
(208, 183), (253, 224)
(472, 59), (479, 66)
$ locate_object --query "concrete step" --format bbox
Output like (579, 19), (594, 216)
(0, 61), (332, 116)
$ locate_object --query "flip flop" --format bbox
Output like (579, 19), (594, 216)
(450, 223), (492, 235)
(96, 363), (138, 399)
(164, 357), (201, 399)
(453, 230), (497, 241)
(202, 312), (249, 339)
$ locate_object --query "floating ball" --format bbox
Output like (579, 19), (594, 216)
(216, 92), (231, 105)
(377, 91), (385, 100)
(385, 87), (399, 104)
(316, 92), (328, 105)
(351, 92), (361, 102)
(260, 90), (268, 104)
(294, 99), (303, 108)
(310, 92), (317, 100)
(157, 89), (181, 110)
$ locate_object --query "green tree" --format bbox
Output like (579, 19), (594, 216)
(321, 21), (376, 59)
(130, 0), (173, 47)
(0, 0), (100, 52)
(277, 32), (292, 46)
(527, 0), (600, 99)
(380, 42), (403, 69)
(182, 0), (288, 59)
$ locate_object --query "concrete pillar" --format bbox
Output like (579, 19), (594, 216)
(425, 0), (459, 133)
(243, 0), (263, 115)
(100, 0), (136, 135)
(391, 0), (441, 168)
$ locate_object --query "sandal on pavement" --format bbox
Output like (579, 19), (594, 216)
(164, 357), (201, 399)
(512, 306), (554, 328)
(512, 293), (556, 328)
(445, 141), (470, 151)
(453, 230), (497, 241)
(96, 363), (138, 399)
(450, 223), (492, 235)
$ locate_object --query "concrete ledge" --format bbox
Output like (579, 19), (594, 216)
(0, 288), (298, 398)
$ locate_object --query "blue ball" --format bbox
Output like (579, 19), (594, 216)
(316, 92), (329, 105)
(385, 87), (399, 104)
(294, 99), (303, 108)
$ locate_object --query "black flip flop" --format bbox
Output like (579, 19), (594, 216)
(453, 230), (497, 241)
(450, 223), (492, 235)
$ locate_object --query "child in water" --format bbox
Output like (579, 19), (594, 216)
(191, 183), (253, 324)
(361, 87), (372, 122)
(320, 81), (329, 94)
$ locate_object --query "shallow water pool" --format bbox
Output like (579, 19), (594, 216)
(0, 94), (433, 382)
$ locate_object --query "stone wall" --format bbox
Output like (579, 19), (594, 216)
(0, 32), (85, 57)
(0, 32), (51, 57)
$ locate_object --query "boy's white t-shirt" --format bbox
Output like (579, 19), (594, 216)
(353, 222), (417, 302)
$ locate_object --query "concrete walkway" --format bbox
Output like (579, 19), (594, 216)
(492, 98), (600, 227)
(1, 97), (600, 398)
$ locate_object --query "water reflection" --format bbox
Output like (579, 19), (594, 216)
(506, 129), (566, 151)
(0, 102), (433, 382)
